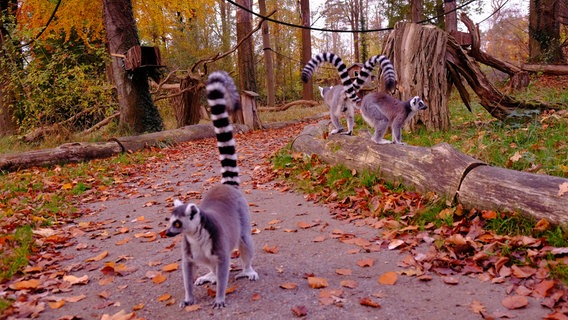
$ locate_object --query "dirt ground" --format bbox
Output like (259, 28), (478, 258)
(19, 124), (553, 320)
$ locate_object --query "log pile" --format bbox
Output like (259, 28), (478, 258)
(291, 122), (568, 224)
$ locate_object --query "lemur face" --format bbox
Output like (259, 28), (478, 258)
(410, 96), (428, 111)
(165, 201), (200, 237)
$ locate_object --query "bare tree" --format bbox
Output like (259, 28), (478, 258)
(236, 0), (257, 94)
(102, 0), (163, 134)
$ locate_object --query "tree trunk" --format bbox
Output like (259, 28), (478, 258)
(236, 0), (257, 94)
(292, 122), (568, 224)
(383, 22), (450, 131)
(102, 0), (163, 134)
(529, 0), (565, 64)
(258, 0), (275, 108)
(409, 0), (423, 22)
(300, 0), (313, 101)
(0, 0), (18, 136)
(173, 76), (204, 127)
(444, 0), (457, 33)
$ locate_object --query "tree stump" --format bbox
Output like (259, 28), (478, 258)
(173, 76), (204, 128)
(383, 22), (450, 132)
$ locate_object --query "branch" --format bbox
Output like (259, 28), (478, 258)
(191, 10), (277, 74)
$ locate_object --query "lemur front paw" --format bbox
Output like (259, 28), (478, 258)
(179, 298), (195, 308)
(212, 299), (226, 309)
(195, 272), (217, 285)
(330, 128), (345, 134)
(341, 131), (352, 136)
(236, 269), (259, 281)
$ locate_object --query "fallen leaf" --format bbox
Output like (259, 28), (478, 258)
(9, 279), (41, 290)
(291, 305), (308, 317)
(360, 297), (381, 308)
(100, 310), (136, 320)
(297, 221), (315, 229)
(252, 293), (262, 301)
(388, 239), (405, 250)
(280, 283), (298, 290)
(162, 263), (179, 272)
(307, 277), (328, 289)
(64, 294), (87, 303)
(470, 300), (485, 314)
(502, 295), (528, 309)
(157, 294), (171, 302)
(152, 273), (167, 284)
(441, 276), (459, 285)
(132, 303), (144, 311)
(313, 236), (326, 242)
(357, 258), (374, 267)
(86, 251), (109, 262)
(340, 280), (357, 288)
(335, 268), (352, 276)
(48, 300), (65, 309)
(63, 275), (89, 285)
(534, 218), (551, 232)
(99, 290), (111, 299)
(184, 304), (201, 312)
(263, 244), (279, 254)
(533, 280), (555, 298)
(378, 271), (398, 285)
(511, 265), (537, 279)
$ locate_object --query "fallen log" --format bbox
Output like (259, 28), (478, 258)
(0, 124), (249, 172)
(291, 122), (568, 224)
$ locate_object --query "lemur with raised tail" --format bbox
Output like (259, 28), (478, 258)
(165, 71), (258, 309)
(302, 53), (427, 144)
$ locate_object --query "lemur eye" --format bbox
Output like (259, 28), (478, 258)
(173, 220), (182, 228)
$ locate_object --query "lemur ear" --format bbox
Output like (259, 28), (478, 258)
(186, 204), (200, 219)
(173, 199), (184, 208)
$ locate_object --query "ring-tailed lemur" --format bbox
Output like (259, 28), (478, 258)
(165, 71), (258, 309)
(355, 55), (427, 144)
(302, 52), (427, 144)
(302, 53), (359, 135)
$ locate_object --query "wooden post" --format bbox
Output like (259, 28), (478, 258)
(240, 91), (263, 130)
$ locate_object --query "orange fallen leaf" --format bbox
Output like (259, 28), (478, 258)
(152, 273), (167, 284)
(64, 294), (87, 303)
(297, 221), (315, 229)
(388, 239), (405, 250)
(360, 297), (381, 308)
(86, 251), (109, 262)
(511, 265), (537, 279)
(133, 303), (144, 311)
(307, 277), (328, 289)
(263, 244), (279, 254)
(48, 300), (65, 309)
(357, 258), (374, 267)
(252, 293), (262, 301)
(99, 290), (111, 299)
(9, 279), (41, 290)
(157, 294), (171, 302)
(162, 263), (179, 272)
(533, 280), (555, 298)
(184, 304), (201, 312)
(115, 237), (131, 245)
(502, 295), (528, 309)
(280, 282), (298, 290)
(378, 271), (398, 285)
(99, 276), (114, 286)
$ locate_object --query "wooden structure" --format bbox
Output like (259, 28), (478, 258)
(240, 90), (263, 130)
(123, 46), (163, 71)
(291, 122), (568, 224)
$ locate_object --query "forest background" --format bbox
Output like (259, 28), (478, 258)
(1, 0), (562, 144)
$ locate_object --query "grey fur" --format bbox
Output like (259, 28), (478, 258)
(360, 93), (427, 144)
(318, 85), (355, 135)
(165, 72), (258, 309)
(166, 189), (258, 309)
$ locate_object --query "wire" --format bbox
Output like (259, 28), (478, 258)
(225, 0), (478, 33)
(476, 0), (511, 24)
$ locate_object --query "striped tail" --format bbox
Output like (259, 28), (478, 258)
(354, 55), (396, 93)
(301, 52), (360, 103)
(206, 71), (240, 186)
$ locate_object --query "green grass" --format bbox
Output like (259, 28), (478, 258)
(0, 225), (34, 282)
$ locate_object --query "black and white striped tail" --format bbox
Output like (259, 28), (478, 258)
(206, 71), (240, 186)
(301, 52), (360, 104)
(354, 55), (396, 93)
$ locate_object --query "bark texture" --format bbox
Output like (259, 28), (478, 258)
(292, 122), (568, 224)
(383, 23), (450, 131)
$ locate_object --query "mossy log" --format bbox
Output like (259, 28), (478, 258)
(292, 122), (568, 224)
